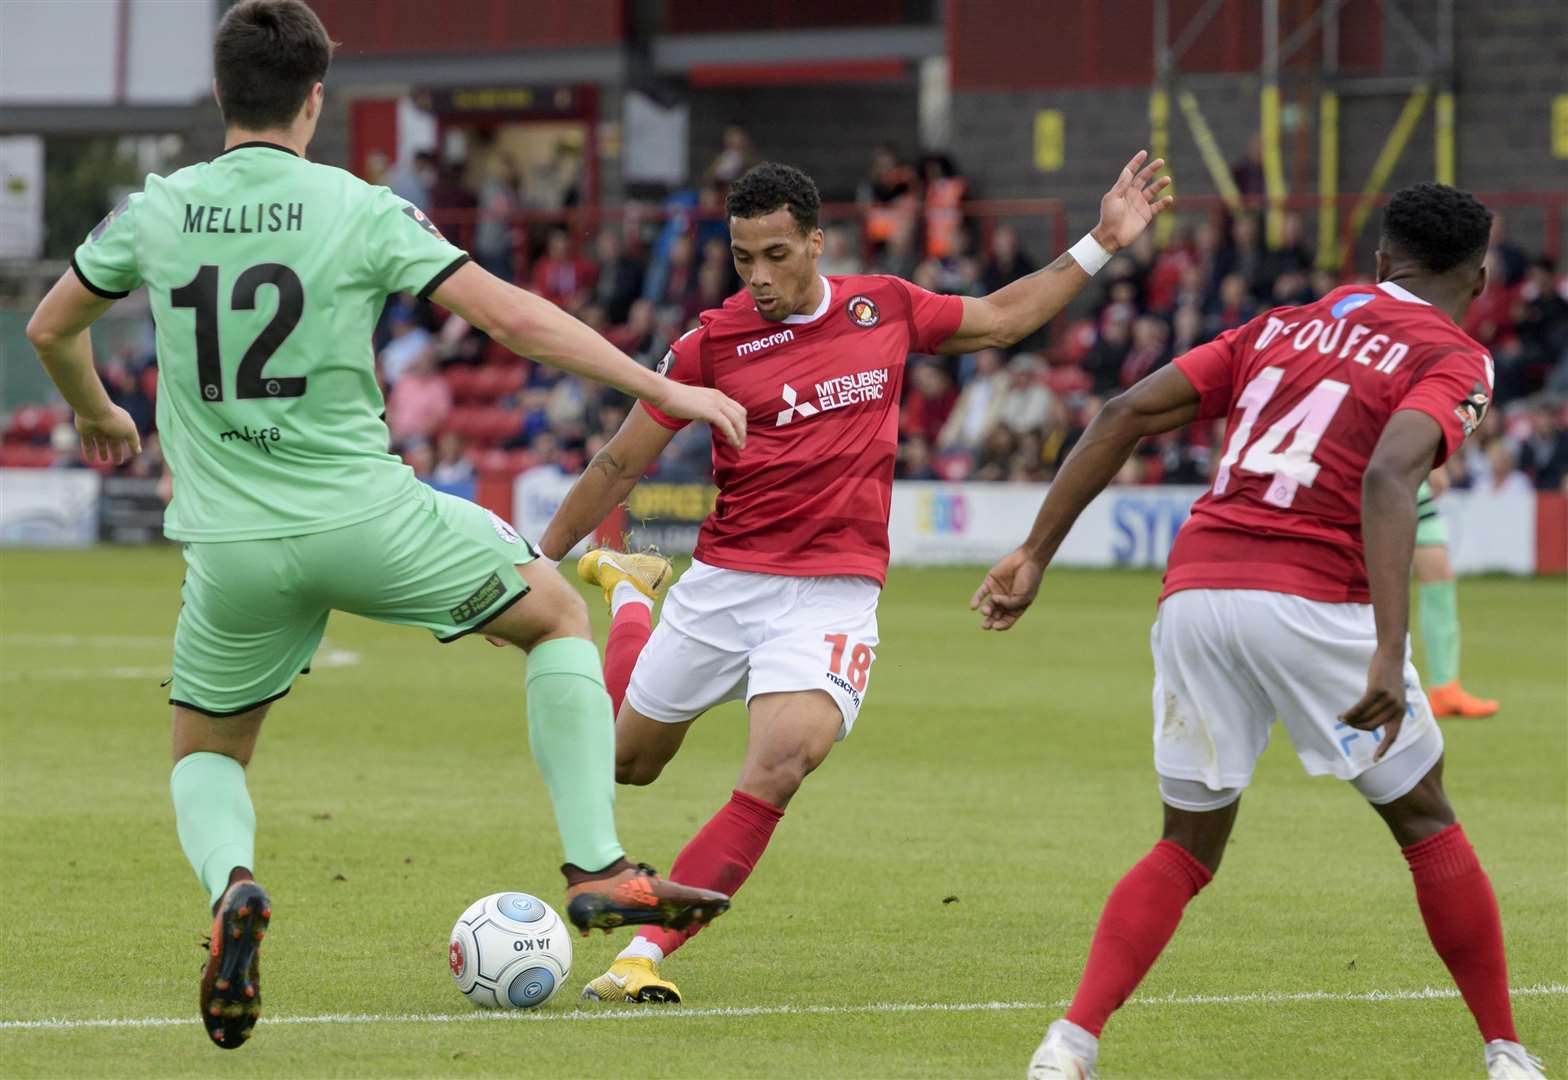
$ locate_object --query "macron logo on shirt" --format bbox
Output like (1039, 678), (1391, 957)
(737, 329), (795, 357)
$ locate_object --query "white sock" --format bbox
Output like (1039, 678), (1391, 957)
(610, 580), (653, 617)
(617, 936), (664, 964)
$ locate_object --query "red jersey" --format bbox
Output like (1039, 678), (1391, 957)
(644, 274), (964, 584)
(1164, 281), (1493, 604)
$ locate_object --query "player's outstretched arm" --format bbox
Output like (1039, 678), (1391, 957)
(26, 270), (142, 465)
(431, 263), (746, 449)
(1342, 410), (1445, 756)
(971, 363), (1200, 631)
(939, 151), (1173, 355)
(537, 404), (678, 561)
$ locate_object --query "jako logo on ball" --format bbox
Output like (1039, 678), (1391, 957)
(448, 892), (572, 1009)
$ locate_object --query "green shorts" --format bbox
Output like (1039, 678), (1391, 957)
(1415, 480), (1448, 548)
(170, 486), (536, 717)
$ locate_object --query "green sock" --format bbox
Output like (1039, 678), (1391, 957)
(525, 637), (625, 872)
(170, 751), (256, 907)
(1419, 578), (1461, 686)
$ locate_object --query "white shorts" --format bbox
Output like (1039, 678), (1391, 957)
(624, 559), (880, 739)
(1151, 589), (1444, 808)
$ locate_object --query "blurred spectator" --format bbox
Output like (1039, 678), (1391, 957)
(707, 124), (755, 185)
(920, 152), (967, 259)
(1229, 133), (1265, 198)
(523, 140), (582, 211)
(474, 157), (519, 280)
(700, 235), (740, 295)
(1170, 302), (1205, 356)
(1463, 252), (1517, 354)
(937, 349), (1007, 452)
(1211, 215), (1265, 299)
(592, 228), (646, 324)
(896, 435), (939, 480)
(387, 150), (438, 210)
(1471, 439), (1532, 496)
(873, 228), (919, 280)
(996, 354), (1054, 435)
(1513, 258), (1568, 386)
(378, 310), (434, 387)
(1517, 404), (1568, 490)
(531, 227), (597, 311)
(49, 422), (85, 469)
(644, 234), (698, 311)
(386, 352), (452, 445)
(901, 362), (958, 445)
(1206, 273), (1258, 338)
(817, 225), (864, 277)
(404, 440), (435, 483)
(859, 144), (918, 250)
(1488, 213), (1529, 287)
(1145, 226), (1195, 313)
(103, 357), (155, 436)
(1086, 314), (1132, 395)
(981, 225), (1032, 293)
(688, 264), (730, 324)
(429, 431), (477, 499)
(607, 299), (657, 357)
(1120, 315), (1171, 389)
(1256, 213), (1313, 296)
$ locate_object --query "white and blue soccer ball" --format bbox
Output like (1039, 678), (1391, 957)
(448, 892), (572, 1009)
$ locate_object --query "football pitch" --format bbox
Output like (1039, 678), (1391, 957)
(1, 546), (1563, 1078)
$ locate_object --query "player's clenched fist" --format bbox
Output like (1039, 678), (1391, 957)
(653, 383), (748, 449)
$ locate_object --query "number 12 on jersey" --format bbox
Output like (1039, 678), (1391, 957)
(1213, 366), (1350, 508)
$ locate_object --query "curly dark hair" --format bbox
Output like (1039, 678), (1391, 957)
(1379, 182), (1492, 275)
(726, 162), (821, 234)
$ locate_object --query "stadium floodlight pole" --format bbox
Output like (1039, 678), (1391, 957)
(1317, 0), (1341, 270)
(1260, 0), (1287, 251)
(1435, 0), (1456, 185)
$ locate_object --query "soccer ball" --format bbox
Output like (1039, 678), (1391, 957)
(448, 892), (573, 1009)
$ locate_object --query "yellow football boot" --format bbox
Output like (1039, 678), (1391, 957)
(576, 549), (672, 609)
(580, 956), (682, 1004)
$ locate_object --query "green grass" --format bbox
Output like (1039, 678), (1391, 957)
(1, 547), (1564, 1078)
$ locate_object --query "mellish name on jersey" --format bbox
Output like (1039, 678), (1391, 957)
(1254, 309), (1410, 374)
(183, 202), (304, 235)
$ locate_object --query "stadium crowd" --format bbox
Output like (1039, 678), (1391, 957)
(8, 140), (1568, 499)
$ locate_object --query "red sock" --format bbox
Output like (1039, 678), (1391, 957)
(1065, 840), (1213, 1037)
(636, 790), (783, 958)
(1403, 823), (1517, 1043)
(603, 602), (652, 716)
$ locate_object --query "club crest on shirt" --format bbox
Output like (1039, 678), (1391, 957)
(846, 295), (880, 328)
(655, 349), (673, 377)
(1453, 380), (1490, 437)
(401, 204), (447, 242)
(89, 195), (131, 243)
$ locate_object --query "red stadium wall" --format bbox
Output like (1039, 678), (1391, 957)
(309, 0), (623, 55)
(946, 0), (1382, 91)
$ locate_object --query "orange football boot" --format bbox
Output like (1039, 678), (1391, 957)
(565, 862), (729, 937)
(199, 880), (270, 1049)
(1427, 681), (1500, 719)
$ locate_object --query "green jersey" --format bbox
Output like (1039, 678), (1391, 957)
(71, 142), (470, 542)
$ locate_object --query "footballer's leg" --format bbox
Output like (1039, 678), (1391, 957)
(1415, 540), (1499, 718)
(169, 535), (325, 1050)
(1029, 796), (1235, 1079)
(1364, 759), (1542, 1078)
(595, 690), (838, 1003)
(576, 548), (674, 715)
(174, 704), (274, 1050)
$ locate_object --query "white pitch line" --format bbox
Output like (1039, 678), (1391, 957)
(3, 983), (1565, 1033)
(0, 637), (360, 681)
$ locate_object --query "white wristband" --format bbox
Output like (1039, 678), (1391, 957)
(1068, 233), (1113, 276)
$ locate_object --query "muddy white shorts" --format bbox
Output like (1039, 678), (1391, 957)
(1151, 588), (1444, 810)
(624, 559), (880, 739)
